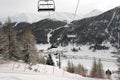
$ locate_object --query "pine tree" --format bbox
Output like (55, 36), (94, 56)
(38, 54), (46, 64)
(81, 65), (87, 76)
(97, 59), (104, 78)
(90, 58), (98, 78)
(117, 56), (120, 80)
(3, 17), (20, 60)
(18, 27), (39, 64)
(118, 68), (120, 80)
(0, 22), (2, 25)
(0, 27), (9, 59)
(46, 54), (54, 66)
(74, 63), (87, 76)
(66, 60), (74, 73)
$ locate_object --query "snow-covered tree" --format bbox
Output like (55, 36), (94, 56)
(74, 63), (87, 76)
(90, 58), (98, 78)
(38, 54), (46, 64)
(90, 58), (105, 78)
(18, 27), (39, 64)
(66, 60), (75, 73)
(97, 59), (104, 78)
(117, 56), (120, 80)
(0, 22), (2, 25)
(3, 17), (20, 60)
(0, 27), (9, 59)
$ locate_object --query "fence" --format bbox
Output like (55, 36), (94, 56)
(64, 55), (117, 63)
(0, 61), (80, 78)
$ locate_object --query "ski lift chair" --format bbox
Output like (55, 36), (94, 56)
(38, 0), (55, 12)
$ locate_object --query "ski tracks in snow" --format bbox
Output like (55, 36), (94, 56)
(105, 11), (117, 34)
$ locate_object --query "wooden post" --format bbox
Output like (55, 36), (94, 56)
(12, 62), (15, 71)
(52, 66), (55, 75)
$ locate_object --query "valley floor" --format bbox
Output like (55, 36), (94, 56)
(36, 44), (119, 79)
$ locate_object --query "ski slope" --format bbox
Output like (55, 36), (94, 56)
(36, 43), (117, 69)
(0, 43), (118, 80)
(0, 61), (110, 80)
(36, 43), (118, 79)
(0, 72), (109, 80)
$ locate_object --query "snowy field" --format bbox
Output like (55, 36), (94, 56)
(0, 72), (110, 80)
(36, 44), (118, 79)
(0, 61), (112, 80)
(36, 44), (118, 70)
(0, 44), (118, 80)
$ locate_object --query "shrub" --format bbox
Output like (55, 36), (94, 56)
(46, 54), (54, 66)
(66, 60), (75, 73)
(90, 58), (104, 78)
(74, 63), (87, 76)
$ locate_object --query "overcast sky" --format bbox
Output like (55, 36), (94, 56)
(0, 0), (120, 16)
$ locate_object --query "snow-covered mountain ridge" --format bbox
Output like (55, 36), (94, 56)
(0, 10), (102, 23)
(14, 6), (120, 45)
(82, 10), (103, 18)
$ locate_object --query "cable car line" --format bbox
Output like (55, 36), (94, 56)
(37, 0), (80, 44)
(66, 0), (80, 40)
(73, 0), (80, 21)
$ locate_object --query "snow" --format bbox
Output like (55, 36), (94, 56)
(47, 12), (80, 23)
(82, 10), (103, 18)
(0, 61), (109, 80)
(0, 13), (45, 23)
(0, 12), (80, 23)
(47, 29), (52, 44)
(0, 72), (109, 80)
(0, 43), (118, 80)
(47, 25), (67, 44)
(59, 45), (117, 70)
(36, 44), (51, 50)
(105, 11), (116, 33)
(36, 43), (118, 80)
(0, 10), (102, 23)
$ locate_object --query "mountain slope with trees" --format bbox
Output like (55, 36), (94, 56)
(14, 6), (120, 48)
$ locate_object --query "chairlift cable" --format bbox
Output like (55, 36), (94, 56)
(66, 0), (80, 46)
(67, 0), (80, 33)
(73, 0), (80, 21)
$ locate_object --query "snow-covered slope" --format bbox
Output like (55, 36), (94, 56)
(0, 12), (80, 23)
(36, 43), (118, 80)
(82, 10), (103, 18)
(0, 13), (45, 23)
(0, 61), (111, 80)
(36, 44), (117, 69)
(0, 10), (102, 23)
(0, 43), (118, 80)
(44, 12), (81, 22)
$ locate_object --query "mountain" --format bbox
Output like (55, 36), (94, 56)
(0, 10), (103, 23)
(62, 6), (120, 46)
(15, 19), (67, 44)
(0, 12), (81, 23)
(45, 7), (120, 46)
(0, 13), (45, 23)
(14, 6), (120, 48)
(0, 10), (102, 23)
(82, 10), (103, 18)
(44, 12), (81, 22)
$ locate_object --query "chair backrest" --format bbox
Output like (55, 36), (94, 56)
(38, 0), (55, 12)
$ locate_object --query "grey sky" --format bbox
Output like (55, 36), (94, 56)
(0, 0), (120, 16)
